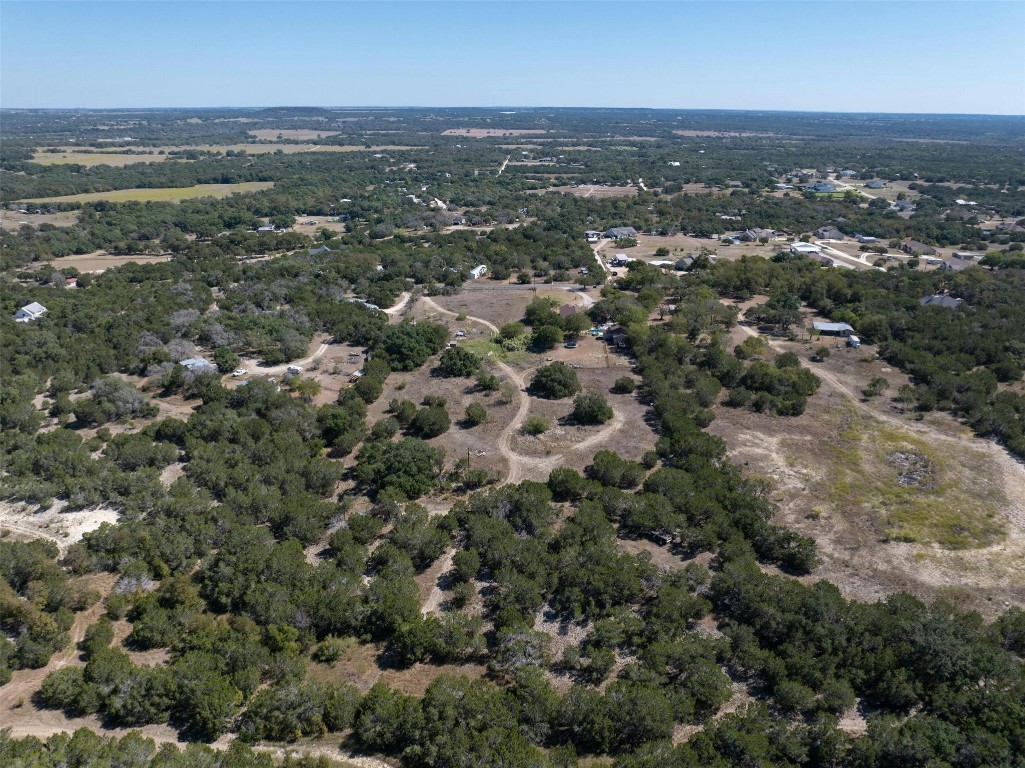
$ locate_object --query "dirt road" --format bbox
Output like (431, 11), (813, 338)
(591, 239), (611, 274)
(384, 291), (412, 318)
(417, 295), (626, 484)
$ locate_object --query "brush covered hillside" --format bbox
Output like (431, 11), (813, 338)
(1, 108), (1024, 768)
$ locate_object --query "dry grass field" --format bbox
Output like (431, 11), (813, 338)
(31, 151), (170, 167)
(433, 283), (596, 327)
(442, 128), (549, 137)
(20, 181), (274, 204)
(137, 143), (420, 155)
(290, 218), (351, 236)
(32, 250), (174, 272)
(0, 211), (79, 230)
(247, 129), (340, 140)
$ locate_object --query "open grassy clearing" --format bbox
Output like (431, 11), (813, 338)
(708, 318), (1025, 616)
(816, 404), (1005, 549)
(0, 210), (79, 230)
(307, 636), (488, 697)
(247, 128), (341, 140)
(31, 151), (171, 167)
(19, 181), (274, 204)
(45, 143), (423, 156)
(30, 250), (174, 272)
(428, 284), (595, 328)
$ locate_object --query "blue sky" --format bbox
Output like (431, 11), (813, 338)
(2, 1), (1024, 114)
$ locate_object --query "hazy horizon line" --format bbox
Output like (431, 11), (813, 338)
(2, 105), (1024, 119)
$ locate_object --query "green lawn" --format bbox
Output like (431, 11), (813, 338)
(21, 181), (274, 204)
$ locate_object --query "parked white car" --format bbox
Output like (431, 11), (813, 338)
(231, 368), (248, 377)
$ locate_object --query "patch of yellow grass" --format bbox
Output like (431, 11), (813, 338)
(31, 152), (168, 167)
(822, 405), (1005, 549)
(20, 182), (274, 204)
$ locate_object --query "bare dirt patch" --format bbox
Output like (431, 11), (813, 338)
(0, 210), (80, 230)
(39, 250), (173, 273)
(432, 284), (598, 329)
(0, 501), (119, 550)
(290, 219), (350, 236)
(629, 233), (736, 261)
(536, 184), (637, 199)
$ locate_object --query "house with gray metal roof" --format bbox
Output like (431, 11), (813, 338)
(813, 321), (855, 336)
(13, 302), (47, 323)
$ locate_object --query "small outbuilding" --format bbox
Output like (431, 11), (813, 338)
(469, 264), (488, 280)
(13, 301), (47, 323)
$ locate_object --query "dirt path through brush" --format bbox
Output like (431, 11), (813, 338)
(417, 295), (627, 484)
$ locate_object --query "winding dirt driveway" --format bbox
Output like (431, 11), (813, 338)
(417, 296), (627, 484)
(383, 291), (412, 318)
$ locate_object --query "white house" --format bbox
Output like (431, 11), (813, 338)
(791, 242), (822, 256)
(469, 265), (488, 280)
(13, 302), (47, 323)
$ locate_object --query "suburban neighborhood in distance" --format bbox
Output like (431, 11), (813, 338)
(1, 2), (1025, 767)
